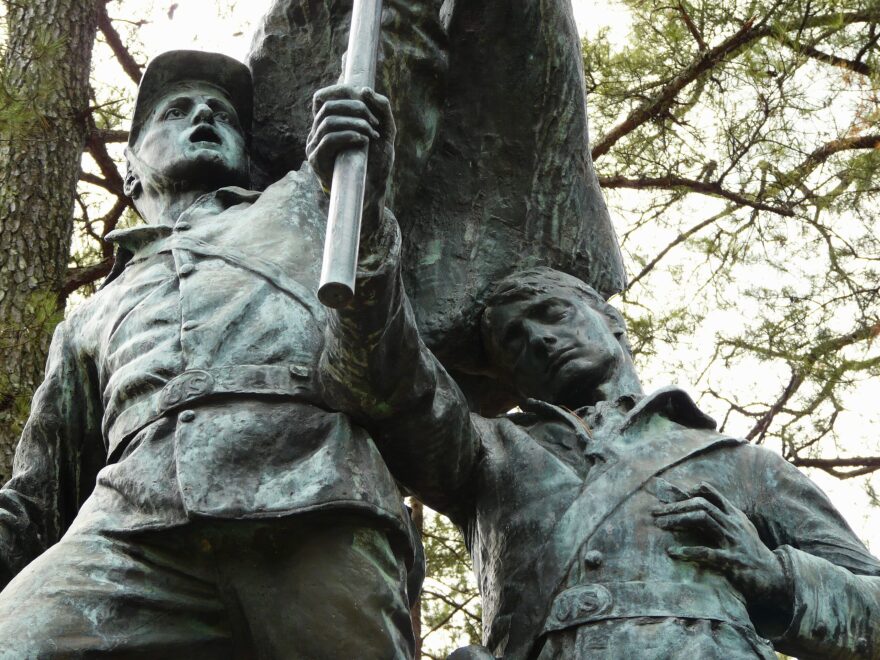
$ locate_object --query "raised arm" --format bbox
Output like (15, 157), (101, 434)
(0, 321), (104, 589)
(311, 85), (480, 519)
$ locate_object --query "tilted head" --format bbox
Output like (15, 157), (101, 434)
(481, 267), (640, 408)
(125, 51), (253, 203)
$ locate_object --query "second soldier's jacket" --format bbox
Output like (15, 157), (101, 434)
(321, 264), (880, 660)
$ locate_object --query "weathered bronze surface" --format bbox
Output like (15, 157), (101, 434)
(1, 2), (878, 658)
(321, 265), (880, 659)
(248, 0), (626, 385)
(0, 50), (420, 658)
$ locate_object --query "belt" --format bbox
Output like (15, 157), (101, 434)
(107, 364), (315, 461)
(542, 581), (751, 634)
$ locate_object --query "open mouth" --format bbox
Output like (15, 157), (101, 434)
(189, 124), (222, 145)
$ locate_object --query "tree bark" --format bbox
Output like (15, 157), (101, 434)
(0, 0), (99, 481)
(410, 498), (424, 659)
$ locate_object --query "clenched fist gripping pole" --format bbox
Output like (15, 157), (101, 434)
(318, 0), (384, 308)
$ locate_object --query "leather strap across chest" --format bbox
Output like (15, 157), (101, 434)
(502, 403), (743, 660)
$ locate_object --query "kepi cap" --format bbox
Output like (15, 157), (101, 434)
(128, 50), (253, 147)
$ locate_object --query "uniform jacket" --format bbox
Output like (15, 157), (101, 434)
(0, 167), (412, 588)
(322, 271), (880, 660)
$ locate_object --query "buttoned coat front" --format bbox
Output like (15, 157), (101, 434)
(0, 167), (412, 586)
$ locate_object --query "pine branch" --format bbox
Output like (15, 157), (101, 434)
(791, 456), (880, 479)
(775, 34), (874, 77)
(97, 2), (143, 84)
(599, 174), (794, 216)
(91, 128), (128, 143)
(85, 112), (128, 198)
(791, 134), (880, 183)
(592, 9), (880, 160)
(62, 258), (113, 297)
(79, 171), (121, 196)
(745, 323), (880, 442)
(625, 207), (733, 291)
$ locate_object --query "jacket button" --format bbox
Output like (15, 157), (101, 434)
(179, 410), (196, 423)
(289, 364), (309, 378)
(583, 550), (604, 569)
(179, 263), (195, 277)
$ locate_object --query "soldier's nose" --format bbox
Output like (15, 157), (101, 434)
(192, 103), (215, 124)
(528, 330), (557, 352)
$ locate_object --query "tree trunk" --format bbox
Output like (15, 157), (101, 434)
(0, 0), (99, 481)
(410, 498), (424, 658)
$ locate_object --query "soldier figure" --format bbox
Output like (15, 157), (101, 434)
(0, 51), (420, 658)
(321, 266), (880, 659)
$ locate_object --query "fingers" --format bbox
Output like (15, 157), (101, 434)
(667, 545), (736, 570)
(308, 115), (379, 155)
(362, 88), (394, 133)
(312, 85), (389, 127)
(686, 481), (732, 513)
(654, 509), (729, 544)
(653, 494), (734, 544)
(313, 99), (380, 132)
(307, 130), (369, 185)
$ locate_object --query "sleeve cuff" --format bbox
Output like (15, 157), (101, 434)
(772, 544), (878, 658)
(356, 207), (400, 277)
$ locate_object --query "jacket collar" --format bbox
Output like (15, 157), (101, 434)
(105, 186), (261, 252)
(619, 385), (716, 431)
(102, 186), (262, 287)
(523, 385), (716, 439)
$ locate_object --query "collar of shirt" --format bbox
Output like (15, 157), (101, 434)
(105, 186), (261, 254)
(102, 186), (262, 287)
(522, 386), (717, 465)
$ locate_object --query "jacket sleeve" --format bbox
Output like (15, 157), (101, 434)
(748, 451), (880, 659)
(319, 210), (480, 520)
(0, 321), (104, 588)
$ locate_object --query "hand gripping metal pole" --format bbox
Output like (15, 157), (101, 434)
(317, 0), (384, 308)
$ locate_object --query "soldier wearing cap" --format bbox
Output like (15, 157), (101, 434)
(0, 50), (421, 658)
(321, 265), (880, 659)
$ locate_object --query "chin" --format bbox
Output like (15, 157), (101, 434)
(174, 150), (248, 187)
(552, 358), (614, 407)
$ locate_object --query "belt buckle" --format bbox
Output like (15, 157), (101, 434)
(552, 584), (613, 627)
(159, 370), (215, 409)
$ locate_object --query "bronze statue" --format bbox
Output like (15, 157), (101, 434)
(321, 265), (880, 659)
(0, 51), (421, 658)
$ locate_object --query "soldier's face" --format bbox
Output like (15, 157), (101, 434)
(485, 288), (626, 407)
(133, 83), (248, 188)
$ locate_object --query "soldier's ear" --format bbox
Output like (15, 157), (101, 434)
(123, 148), (143, 199)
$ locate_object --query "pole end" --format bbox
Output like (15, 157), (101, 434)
(318, 281), (355, 308)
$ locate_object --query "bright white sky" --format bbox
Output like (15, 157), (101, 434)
(100, 0), (879, 554)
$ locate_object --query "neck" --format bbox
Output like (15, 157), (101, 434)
(596, 357), (643, 402)
(134, 182), (214, 228)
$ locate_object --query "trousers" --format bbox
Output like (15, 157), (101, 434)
(0, 513), (415, 659)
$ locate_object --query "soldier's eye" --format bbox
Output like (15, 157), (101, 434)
(164, 107), (186, 120)
(215, 111), (231, 123)
(538, 302), (568, 322)
(502, 323), (524, 348)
